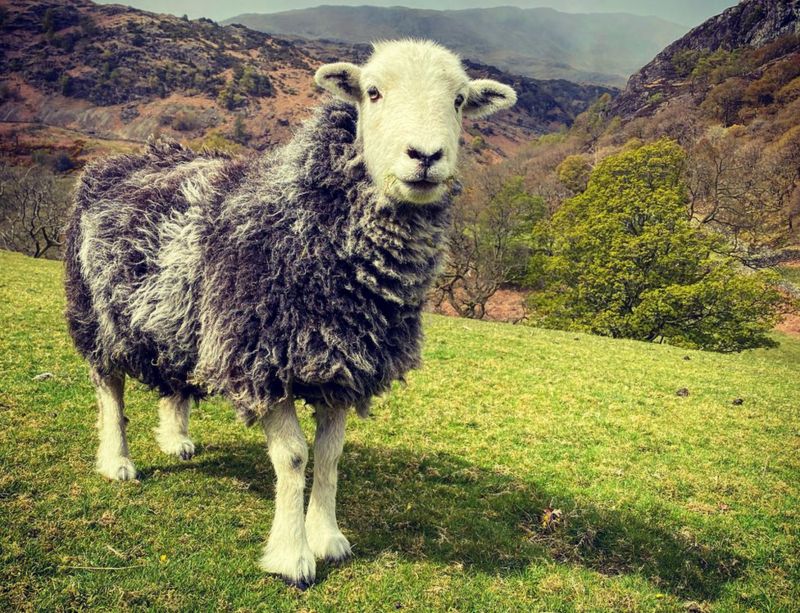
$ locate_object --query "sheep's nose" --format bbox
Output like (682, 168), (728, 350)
(406, 147), (444, 168)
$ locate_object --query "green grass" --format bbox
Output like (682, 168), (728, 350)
(1, 249), (798, 612)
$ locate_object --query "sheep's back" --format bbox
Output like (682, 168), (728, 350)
(65, 140), (247, 395)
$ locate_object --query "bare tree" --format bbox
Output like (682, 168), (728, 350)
(686, 125), (800, 254)
(430, 168), (544, 319)
(0, 166), (72, 259)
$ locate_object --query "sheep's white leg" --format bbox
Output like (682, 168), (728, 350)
(155, 394), (195, 460)
(92, 369), (136, 481)
(259, 397), (315, 588)
(305, 406), (351, 562)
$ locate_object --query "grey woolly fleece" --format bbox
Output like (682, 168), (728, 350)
(65, 101), (456, 422)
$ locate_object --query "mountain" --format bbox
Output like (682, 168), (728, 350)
(611, 0), (800, 117)
(0, 0), (614, 169)
(496, 0), (800, 261)
(223, 6), (686, 86)
(97, 0), (735, 29)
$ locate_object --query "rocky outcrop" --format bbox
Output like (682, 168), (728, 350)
(612, 0), (800, 117)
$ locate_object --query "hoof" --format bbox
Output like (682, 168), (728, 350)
(97, 456), (137, 481)
(157, 435), (195, 460)
(178, 444), (195, 461)
(324, 551), (353, 565)
(282, 576), (313, 591)
(260, 545), (316, 589)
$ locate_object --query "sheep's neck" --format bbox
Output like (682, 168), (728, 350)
(344, 189), (451, 308)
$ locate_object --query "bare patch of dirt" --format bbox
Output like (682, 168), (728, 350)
(776, 311), (800, 337)
(428, 288), (528, 323)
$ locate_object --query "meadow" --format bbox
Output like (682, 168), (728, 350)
(1, 249), (798, 611)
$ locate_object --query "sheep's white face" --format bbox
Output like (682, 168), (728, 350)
(315, 40), (517, 204)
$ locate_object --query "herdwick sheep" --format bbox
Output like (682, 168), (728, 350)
(64, 39), (516, 588)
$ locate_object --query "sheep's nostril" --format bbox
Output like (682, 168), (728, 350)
(406, 147), (444, 168)
(406, 147), (423, 161)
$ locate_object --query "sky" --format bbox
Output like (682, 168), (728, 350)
(98, 1), (738, 27)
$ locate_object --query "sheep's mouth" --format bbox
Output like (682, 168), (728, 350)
(402, 179), (441, 191)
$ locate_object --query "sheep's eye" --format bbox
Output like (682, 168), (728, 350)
(454, 93), (465, 110)
(367, 86), (381, 102)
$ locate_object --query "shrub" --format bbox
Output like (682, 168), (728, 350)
(231, 115), (250, 144)
(468, 135), (485, 152)
(0, 166), (73, 259)
(701, 78), (747, 125)
(59, 73), (72, 96)
(671, 49), (702, 78)
(238, 65), (272, 97)
(171, 110), (202, 132)
(51, 151), (76, 173)
(217, 80), (245, 110)
(525, 139), (785, 351)
(190, 132), (245, 155)
(0, 82), (20, 102)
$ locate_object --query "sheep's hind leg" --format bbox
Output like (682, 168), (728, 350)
(305, 406), (351, 563)
(92, 369), (136, 481)
(155, 393), (195, 460)
(260, 396), (315, 589)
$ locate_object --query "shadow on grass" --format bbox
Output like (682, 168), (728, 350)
(151, 440), (742, 601)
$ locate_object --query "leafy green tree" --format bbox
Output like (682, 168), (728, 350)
(556, 154), (592, 194)
(526, 139), (785, 351)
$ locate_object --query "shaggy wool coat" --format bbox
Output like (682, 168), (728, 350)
(65, 102), (455, 422)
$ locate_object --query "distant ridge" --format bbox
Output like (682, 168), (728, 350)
(224, 5), (686, 86)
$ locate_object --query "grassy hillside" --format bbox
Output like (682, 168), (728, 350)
(1, 249), (798, 611)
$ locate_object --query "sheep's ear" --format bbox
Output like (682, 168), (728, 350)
(315, 62), (362, 103)
(463, 79), (517, 119)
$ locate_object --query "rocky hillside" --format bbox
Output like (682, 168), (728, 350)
(224, 5), (685, 87)
(611, 0), (800, 117)
(0, 0), (614, 169)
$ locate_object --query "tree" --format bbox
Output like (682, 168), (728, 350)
(431, 172), (544, 319)
(525, 139), (785, 352)
(0, 166), (72, 259)
(701, 78), (746, 126)
(687, 125), (799, 251)
(556, 154), (592, 194)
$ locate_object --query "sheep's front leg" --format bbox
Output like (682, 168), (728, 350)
(92, 369), (136, 481)
(305, 406), (351, 562)
(260, 397), (315, 588)
(155, 393), (195, 460)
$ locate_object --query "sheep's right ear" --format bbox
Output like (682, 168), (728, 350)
(315, 62), (362, 103)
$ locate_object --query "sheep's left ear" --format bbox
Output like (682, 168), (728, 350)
(463, 79), (517, 119)
(315, 62), (362, 103)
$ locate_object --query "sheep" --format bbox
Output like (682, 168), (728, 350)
(64, 39), (516, 588)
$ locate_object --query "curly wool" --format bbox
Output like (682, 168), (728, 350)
(65, 102), (455, 422)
